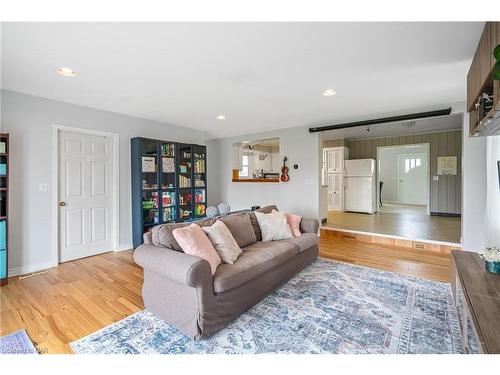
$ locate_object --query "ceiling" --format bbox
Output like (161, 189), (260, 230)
(1, 22), (483, 139)
(321, 113), (463, 140)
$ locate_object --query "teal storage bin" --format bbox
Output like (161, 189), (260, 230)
(0, 250), (6, 279)
(0, 221), (5, 249)
(0, 164), (6, 175)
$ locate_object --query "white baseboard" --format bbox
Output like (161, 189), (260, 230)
(8, 260), (55, 277)
(115, 244), (134, 252)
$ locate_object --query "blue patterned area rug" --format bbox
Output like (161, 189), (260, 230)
(0, 329), (37, 354)
(70, 259), (463, 354)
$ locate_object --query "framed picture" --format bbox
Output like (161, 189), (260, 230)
(437, 156), (457, 175)
(142, 156), (156, 172)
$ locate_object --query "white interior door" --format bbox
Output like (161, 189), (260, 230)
(326, 173), (343, 211)
(59, 131), (114, 262)
(398, 153), (428, 205)
(326, 149), (343, 173)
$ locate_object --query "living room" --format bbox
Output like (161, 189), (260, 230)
(1, 1), (500, 373)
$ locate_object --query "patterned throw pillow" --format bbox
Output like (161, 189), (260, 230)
(254, 211), (294, 241)
(203, 221), (242, 264)
(272, 209), (302, 237)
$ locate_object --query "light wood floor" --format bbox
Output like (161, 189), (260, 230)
(324, 203), (461, 244)
(0, 238), (451, 354)
(0, 251), (144, 354)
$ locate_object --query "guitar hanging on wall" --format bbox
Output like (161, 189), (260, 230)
(280, 156), (290, 182)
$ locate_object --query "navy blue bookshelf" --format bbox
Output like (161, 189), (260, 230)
(131, 137), (207, 248)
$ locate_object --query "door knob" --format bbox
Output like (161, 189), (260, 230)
(59, 202), (66, 207)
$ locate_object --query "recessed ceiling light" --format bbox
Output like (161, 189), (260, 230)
(323, 89), (336, 97)
(217, 115), (226, 120)
(57, 67), (76, 77)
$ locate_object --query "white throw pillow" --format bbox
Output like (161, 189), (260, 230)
(254, 211), (294, 241)
(202, 220), (242, 264)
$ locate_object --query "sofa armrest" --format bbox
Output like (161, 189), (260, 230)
(300, 217), (319, 234)
(133, 244), (212, 287)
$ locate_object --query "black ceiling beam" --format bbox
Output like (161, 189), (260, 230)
(308, 108), (452, 133)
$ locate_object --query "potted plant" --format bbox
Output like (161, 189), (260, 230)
(479, 247), (500, 274)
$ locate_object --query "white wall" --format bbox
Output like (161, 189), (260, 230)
(378, 144), (428, 204)
(461, 109), (488, 251)
(1, 89), (209, 274)
(207, 126), (321, 219)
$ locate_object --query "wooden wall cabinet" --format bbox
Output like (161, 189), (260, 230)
(467, 22), (500, 136)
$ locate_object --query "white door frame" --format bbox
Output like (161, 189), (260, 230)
(51, 125), (120, 266)
(376, 143), (430, 215)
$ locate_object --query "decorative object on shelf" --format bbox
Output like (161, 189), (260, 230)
(217, 203), (230, 216)
(280, 156), (289, 182)
(162, 157), (175, 173)
(206, 206), (218, 218)
(141, 156), (156, 172)
(479, 247), (500, 274)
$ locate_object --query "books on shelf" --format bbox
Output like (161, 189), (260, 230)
(194, 159), (205, 173)
(161, 144), (175, 157)
(194, 189), (205, 203)
(162, 191), (175, 206)
(0, 142), (5, 153)
(179, 175), (191, 188)
(142, 156), (156, 172)
(162, 207), (175, 222)
(195, 204), (206, 216)
(162, 157), (175, 173)
(194, 180), (205, 187)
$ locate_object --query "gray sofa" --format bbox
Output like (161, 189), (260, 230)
(133, 205), (319, 339)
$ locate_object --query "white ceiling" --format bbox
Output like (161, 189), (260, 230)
(1, 22), (483, 139)
(321, 113), (463, 140)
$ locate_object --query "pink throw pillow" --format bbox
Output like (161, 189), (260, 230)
(271, 209), (302, 237)
(172, 224), (221, 274)
(286, 213), (302, 237)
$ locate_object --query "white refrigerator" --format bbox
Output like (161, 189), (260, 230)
(344, 159), (377, 214)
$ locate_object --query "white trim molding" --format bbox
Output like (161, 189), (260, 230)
(8, 261), (55, 277)
(51, 124), (120, 267)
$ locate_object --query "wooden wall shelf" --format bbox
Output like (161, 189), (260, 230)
(232, 178), (280, 183)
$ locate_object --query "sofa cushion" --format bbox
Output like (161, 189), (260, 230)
(256, 205), (278, 214)
(219, 213), (257, 248)
(254, 211), (294, 241)
(212, 241), (299, 294)
(271, 209), (302, 237)
(172, 224), (221, 275)
(202, 220), (242, 264)
(282, 233), (318, 252)
(249, 206), (278, 241)
(151, 218), (215, 251)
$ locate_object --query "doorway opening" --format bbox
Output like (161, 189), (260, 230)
(377, 143), (430, 215)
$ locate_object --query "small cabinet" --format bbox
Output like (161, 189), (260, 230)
(467, 22), (500, 136)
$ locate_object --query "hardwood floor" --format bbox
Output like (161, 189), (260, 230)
(0, 250), (144, 354)
(324, 203), (461, 244)
(0, 236), (451, 354)
(318, 232), (451, 283)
